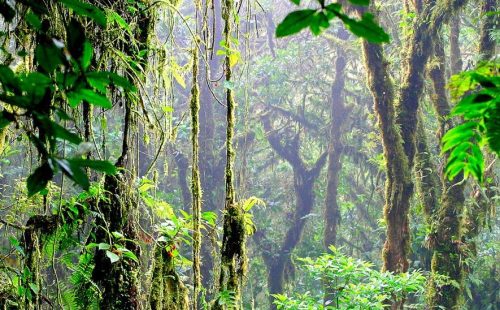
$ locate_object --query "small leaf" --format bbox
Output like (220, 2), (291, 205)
(29, 283), (39, 294)
(111, 231), (124, 239)
(81, 41), (93, 70)
(106, 250), (120, 263)
(98, 243), (111, 250)
(122, 251), (139, 263)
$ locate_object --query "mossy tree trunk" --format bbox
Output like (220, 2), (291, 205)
(322, 40), (350, 306)
(149, 243), (190, 310)
(426, 38), (466, 309)
(357, 1), (468, 308)
(89, 1), (154, 308)
(215, 0), (248, 307)
(190, 43), (203, 308)
(92, 103), (141, 309)
(324, 32), (350, 250)
(261, 115), (327, 309)
(449, 13), (462, 75)
(414, 113), (440, 270)
(478, 0), (497, 61)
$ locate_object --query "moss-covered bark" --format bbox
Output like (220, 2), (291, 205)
(261, 115), (327, 309)
(87, 1), (155, 308)
(426, 38), (466, 310)
(357, 2), (468, 308)
(478, 0), (497, 61)
(215, 0), (247, 307)
(414, 114), (440, 271)
(324, 43), (349, 250)
(190, 45), (203, 308)
(449, 13), (462, 75)
(414, 116), (440, 223)
(0, 125), (7, 155)
(149, 243), (190, 310)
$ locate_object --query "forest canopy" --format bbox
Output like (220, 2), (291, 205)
(0, 0), (498, 309)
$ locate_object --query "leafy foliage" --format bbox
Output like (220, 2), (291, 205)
(273, 246), (426, 309)
(0, 1), (134, 196)
(443, 62), (499, 183)
(276, 0), (390, 43)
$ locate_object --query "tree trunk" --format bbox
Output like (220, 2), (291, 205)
(426, 37), (466, 310)
(323, 43), (349, 250)
(149, 243), (190, 310)
(215, 1), (248, 307)
(357, 1), (468, 307)
(449, 14), (462, 75)
(261, 115), (326, 309)
(478, 0), (497, 61)
(414, 113), (440, 270)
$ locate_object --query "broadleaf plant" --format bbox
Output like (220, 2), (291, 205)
(442, 61), (499, 183)
(0, 0), (133, 196)
(276, 0), (390, 43)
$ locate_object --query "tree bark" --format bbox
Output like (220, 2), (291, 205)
(356, 1), (468, 307)
(261, 115), (327, 309)
(426, 38), (466, 309)
(323, 40), (349, 250)
(478, 0), (498, 61)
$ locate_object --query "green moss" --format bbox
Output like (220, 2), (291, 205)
(149, 243), (189, 310)
(215, 0), (248, 308)
(190, 46), (203, 307)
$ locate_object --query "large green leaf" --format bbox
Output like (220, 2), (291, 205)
(68, 158), (117, 175)
(35, 42), (63, 73)
(59, 0), (107, 27)
(86, 71), (136, 92)
(67, 88), (112, 108)
(276, 9), (317, 37)
(27, 163), (54, 196)
(52, 158), (90, 190)
(336, 12), (390, 43)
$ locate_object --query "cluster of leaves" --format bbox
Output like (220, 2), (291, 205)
(137, 177), (218, 264)
(0, 0), (136, 196)
(239, 196), (266, 235)
(276, 0), (390, 43)
(273, 246), (425, 309)
(443, 61), (499, 183)
(2, 183), (103, 306)
(87, 231), (139, 264)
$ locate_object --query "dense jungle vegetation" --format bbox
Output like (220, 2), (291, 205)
(0, 0), (498, 309)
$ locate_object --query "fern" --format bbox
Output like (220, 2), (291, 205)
(443, 61), (499, 183)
